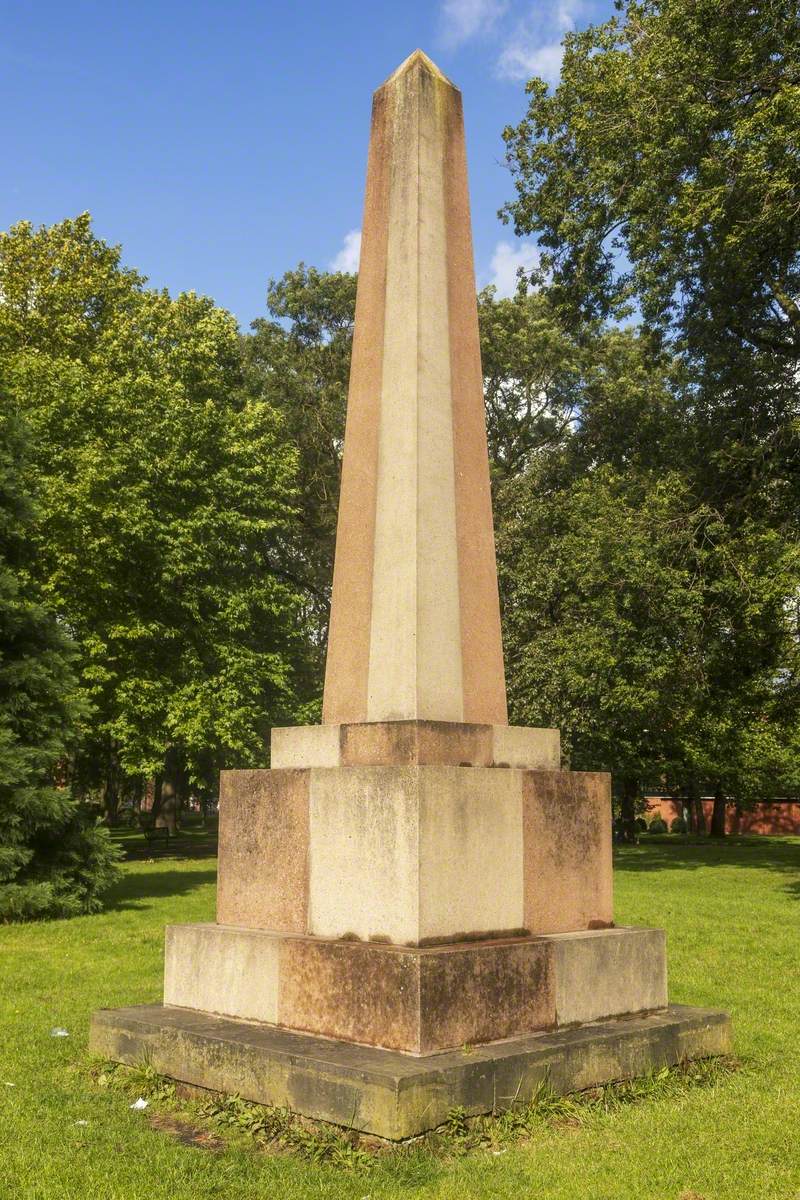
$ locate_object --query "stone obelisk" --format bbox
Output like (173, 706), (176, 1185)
(324, 51), (506, 728)
(91, 51), (731, 1140)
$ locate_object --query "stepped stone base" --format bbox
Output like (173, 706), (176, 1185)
(216, 762), (613, 942)
(163, 924), (668, 1054)
(89, 1003), (732, 1140)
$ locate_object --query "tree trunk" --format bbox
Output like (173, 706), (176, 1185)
(620, 776), (639, 844)
(150, 775), (164, 821)
(710, 784), (727, 838)
(686, 774), (708, 834)
(104, 743), (120, 825)
(154, 746), (182, 837)
(685, 777), (695, 833)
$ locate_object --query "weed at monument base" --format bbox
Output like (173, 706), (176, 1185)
(88, 1052), (740, 1172)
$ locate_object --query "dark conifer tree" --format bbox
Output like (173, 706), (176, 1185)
(0, 398), (120, 919)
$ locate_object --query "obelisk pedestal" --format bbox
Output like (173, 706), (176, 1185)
(90, 51), (731, 1138)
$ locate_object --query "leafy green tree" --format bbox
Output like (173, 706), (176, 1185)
(501, 0), (800, 524)
(500, 465), (699, 836)
(499, 459), (799, 839)
(0, 396), (120, 919)
(502, 0), (800, 358)
(242, 266), (356, 671)
(478, 286), (588, 481)
(500, 0), (800, 831)
(0, 215), (306, 807)
(671, 519), (800, 836)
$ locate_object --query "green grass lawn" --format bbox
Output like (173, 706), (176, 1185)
(2, 835), (799, 1199)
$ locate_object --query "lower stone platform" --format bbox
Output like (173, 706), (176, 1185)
(89, 1003), (731, 1140)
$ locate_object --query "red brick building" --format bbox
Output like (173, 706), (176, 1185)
(647, 796), (800, 835)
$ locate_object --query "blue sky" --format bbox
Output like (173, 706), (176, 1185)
(2, 0), (613, 328)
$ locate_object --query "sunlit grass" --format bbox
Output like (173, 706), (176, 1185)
(1, 835), (799, 1198)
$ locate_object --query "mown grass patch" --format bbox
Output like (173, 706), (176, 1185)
(1, 837), (799, 1199)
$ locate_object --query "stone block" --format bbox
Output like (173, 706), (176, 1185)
(270, 724), (341, 769)
(89, 1003), (733, 1140)
(216, 768), (309, 931)
(491, 725), (559, 769)
(163, 924), (665, 1054)
(278, 934), (555, 1054)
(270, 719), (560, 771)
(163, 924), (540, 1054)
(523, 770), (613, 934)
(552, 927), (668, 1025)
(307, 765), (525, 944)
(164, 923), (279, 1025)
(216, 763), (612, 943)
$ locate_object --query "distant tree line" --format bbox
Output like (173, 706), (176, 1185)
(0, 0), (797, 917)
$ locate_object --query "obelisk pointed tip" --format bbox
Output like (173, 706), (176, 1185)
(379, 49), (458, 92)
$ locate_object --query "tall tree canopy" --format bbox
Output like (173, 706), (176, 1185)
(502, 0), (800, 363)
(499, 456), (799, 836)
(0, 215), (306, 807)
(502, 0), (800, 533)
(499, 0), (800, 831)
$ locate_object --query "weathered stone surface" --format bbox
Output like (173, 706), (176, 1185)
(415, 938), (554, 1054)
(551, 927), (668, 1025)
(279, 935), (555, 1053)
(491, 725), (559, 770)
(523, 770), (613, 934)
(214, 764), (613, 943)
(278, 936), (422, 1052)
(164, 923), (279, 1025)
(322, 51), (506, 727)
(163, 924), (666, 1053)
(270, 724), (341, 769)
(270, 719), (560, 770)
(89, 1003), (733, 1140)
(216, 769), (309, 931)
(308, 765), (525, 944)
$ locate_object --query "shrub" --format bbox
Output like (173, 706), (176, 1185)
(670, 816), (688, 834)
(0, 402), (121, 921)
(0, 810), (122, 921)
(648, 817), (668, 834)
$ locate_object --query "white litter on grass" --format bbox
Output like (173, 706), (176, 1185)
(50, 1028), (69, 1038)
(74, 1120), (89, 1126)
(3, 1082), (15, 1087)
(130, 1097), (149, 1110)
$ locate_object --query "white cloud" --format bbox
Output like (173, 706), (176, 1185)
(329, 229), (362, 273)
(437, 0), (586, 88)
(439, 0), (509, 48)
(497, 38), (564, 83)
(555, 0), (584, 29)
(486, 240), (540, 297)
(495, 0), (586, 85)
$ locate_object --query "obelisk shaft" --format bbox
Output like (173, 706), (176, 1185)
(323, 51), (507, 726)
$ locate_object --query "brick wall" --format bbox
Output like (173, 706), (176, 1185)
(647, 797), (800, 836)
